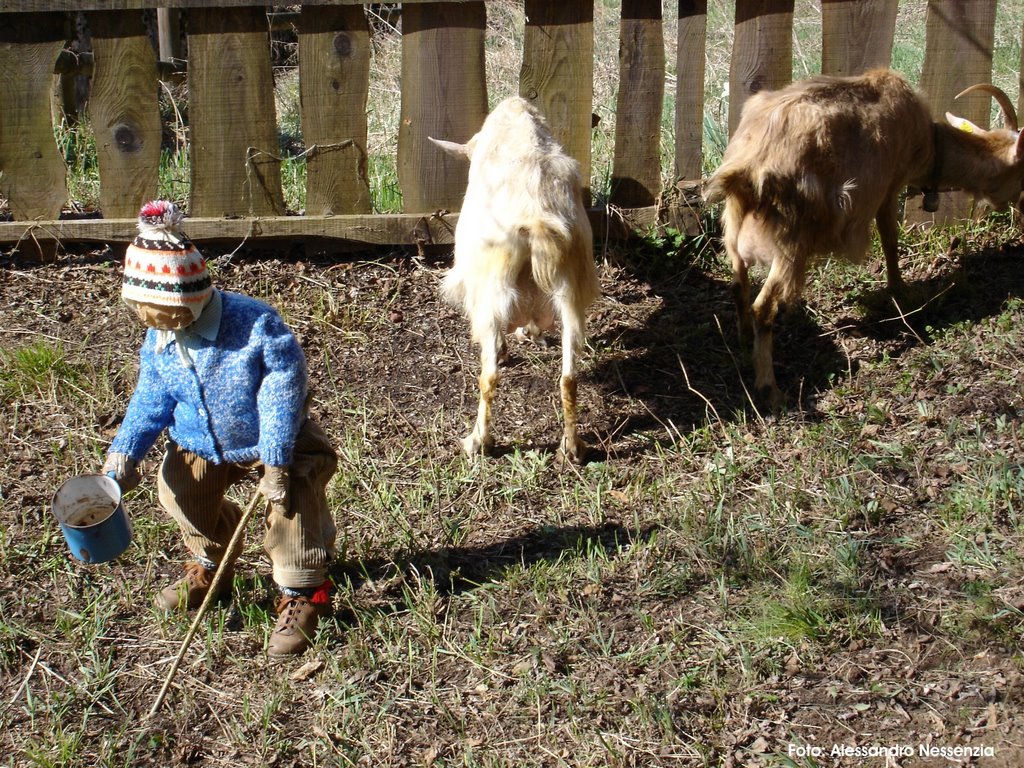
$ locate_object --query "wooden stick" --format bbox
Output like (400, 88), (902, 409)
(146, 490), (265, 721)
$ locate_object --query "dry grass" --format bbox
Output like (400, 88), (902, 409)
(2, 211), (1024, 766)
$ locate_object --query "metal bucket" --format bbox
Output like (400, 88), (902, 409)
(52, 474), (132, 564)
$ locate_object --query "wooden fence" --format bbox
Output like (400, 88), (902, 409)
(0, 1), (1019, 260)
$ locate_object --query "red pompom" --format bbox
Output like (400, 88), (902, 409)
(140, 200), (170, 219)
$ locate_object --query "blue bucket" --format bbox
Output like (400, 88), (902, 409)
(52, 475), (132, 564)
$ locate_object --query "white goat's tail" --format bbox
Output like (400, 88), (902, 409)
(440, 263), (467, 307)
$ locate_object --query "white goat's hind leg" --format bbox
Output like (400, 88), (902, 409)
(556, 297), (587, 463)
(464, 323), (501, 457)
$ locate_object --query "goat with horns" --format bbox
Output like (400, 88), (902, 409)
(704, 68), (1024, 407)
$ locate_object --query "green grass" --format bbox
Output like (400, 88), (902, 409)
(0, 340), (82, 404)
(54, 120), (100, 211)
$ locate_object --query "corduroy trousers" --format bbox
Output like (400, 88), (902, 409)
(156, 418), (338, 589)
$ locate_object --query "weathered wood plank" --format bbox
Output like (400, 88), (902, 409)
(87, 10), (162, 218)
(521, 0), (595, 197)
(610, 0), (664, 209)
(908, 0), (997, 223)
(298, 5), (371, 215)
(668, 0), (707, 235)
(1019, 21), (1024, 121)
(729, 0), (794, 135)
(397, 2), (487, 213)
(0, 207), (628, 246)
(0, 11), (67, 260)
(920, 0), (997, 125)
(0, 213), (463, 246)
(187, 6), (284, 217)
(820, 0), (898, 75)
(674, 0), (707, 185)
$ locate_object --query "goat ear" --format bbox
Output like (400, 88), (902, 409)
(1015, 130), (1024, 163)
(428, 137), (471, 159)
(945, 112), (983, 135)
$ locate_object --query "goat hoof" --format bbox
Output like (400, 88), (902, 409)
(461, 433), (494, 459)
(887, 279), (908, 300)
(556, 436), (588, 465)
(759, 386), (785, 414)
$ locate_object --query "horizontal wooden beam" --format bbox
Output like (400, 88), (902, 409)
(0, 206), (657, 249)
(0, 1), (475, 11)
(0, 213), (461, 246)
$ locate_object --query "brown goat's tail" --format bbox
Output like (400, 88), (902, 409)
(702, 174), (728, 205)
(706, 163), (841, 229)
(703, 165), (748, 205)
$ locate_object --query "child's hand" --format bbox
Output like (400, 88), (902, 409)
(102, 452), (142, 492)
(259, 465), (291, 517)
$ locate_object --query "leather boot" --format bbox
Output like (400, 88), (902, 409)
(268, 594), (324, 657)
(154, 561), (233, 612)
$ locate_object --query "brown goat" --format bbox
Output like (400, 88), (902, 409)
(704, 68), (1024, 406)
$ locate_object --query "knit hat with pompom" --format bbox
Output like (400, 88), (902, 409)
(122, 200), (212, 320)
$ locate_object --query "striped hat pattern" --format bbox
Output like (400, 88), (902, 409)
(122, 200), (213, 319)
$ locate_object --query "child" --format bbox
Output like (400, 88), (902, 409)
(103, 200), (338, 657)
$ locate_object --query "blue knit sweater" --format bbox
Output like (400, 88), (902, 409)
(110, 290), (308, 467)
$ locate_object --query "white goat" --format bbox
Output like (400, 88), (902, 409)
(704, 68), (1024, 406)
(430, 97), (600, 462)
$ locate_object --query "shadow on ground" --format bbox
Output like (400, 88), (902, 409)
(588, 255), (848, 452)
(319, 521), (660, 631)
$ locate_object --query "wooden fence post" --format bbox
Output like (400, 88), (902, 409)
(521, 0), (595, 202)
(397, 2), (487, 214)
(87, 10), (162, 219)
(610, 0), (665, 218)
(820, 0), (898, 76)
(187, 7), (284, 218)
(1019, 21), (1024, 120)
(672, 0), (707, 234)
(729, 0), (794, 135)
(298, 5), (372, 215)
(908, 0), (997, 224)
(0, 11), (67, 261)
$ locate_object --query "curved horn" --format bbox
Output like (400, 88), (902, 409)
(955, 83), (1018, 132)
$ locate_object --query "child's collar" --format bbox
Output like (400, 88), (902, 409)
(153, 290), (223, 366)
(189, 289), (223, 342)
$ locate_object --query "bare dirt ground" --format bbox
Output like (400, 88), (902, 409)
(1, 231), (1023, 766)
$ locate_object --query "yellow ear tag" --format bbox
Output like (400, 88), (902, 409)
(957, 120), (974, 134)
